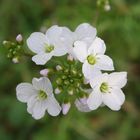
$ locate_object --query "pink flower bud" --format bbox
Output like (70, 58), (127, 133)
(16, 34), (23, 43)
(40, 69), (49, 76)
(62, 102), (71, 115)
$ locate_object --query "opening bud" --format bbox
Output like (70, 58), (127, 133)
(62, 102), (71, 115)
(16, 34), (23, 43)
(40, 69), (49, 76)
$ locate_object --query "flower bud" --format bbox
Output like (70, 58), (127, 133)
(16, 34), (23, 43)
(62, 102), (71, 115)
(56, 65), (63, 71)
(68, 87), (74, 95)
(12, 57), (19, 63)
(40, 69), (49, 76)
(104, 4), (111, 11)
(54, 87), (61, 94)
(67, 54), (74, 61)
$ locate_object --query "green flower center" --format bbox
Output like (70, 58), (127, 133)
(100, 82), (109, 93)
(87, 54), (96, 65)
(38, 90), (47, 100)
(45, 44), (54, 53)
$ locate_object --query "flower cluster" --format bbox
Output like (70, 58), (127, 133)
(16, 23), (127, 119)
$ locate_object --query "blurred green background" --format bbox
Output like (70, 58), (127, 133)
(0, 0), (140, 140)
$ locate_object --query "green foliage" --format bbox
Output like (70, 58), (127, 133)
(0, 0), (140, 140)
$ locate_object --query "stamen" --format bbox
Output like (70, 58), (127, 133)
(87, 54), (96, 65)
(38, 90), (47, 100)
(45, 44), (54, 53)
(100, 82), (109, 93)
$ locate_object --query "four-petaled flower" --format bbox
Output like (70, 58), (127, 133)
(73, 37), (114, 79)
(27, 25), (70, 65)
(16, 77), (61, 119)
(87, 72), (127, 111)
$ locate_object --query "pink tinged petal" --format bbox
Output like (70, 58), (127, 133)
(32, 77), (53, 95)
(27, 32), (49, 54)
(75, 99), (91, 112)
(89, 73), (108, 89)
(16, 83), (37, 103)
(73, 41), (88, 62)
(96, 54), (114, 71)
(87, 89), (102, 110)
(32, 53), (52, 65)
(32, 100), (47, 120)
(108, 72), (127, 88)
(102, 88), (125, 111)
(88, 37), (106, 55)
(62, 102), (71, 115)
(79, 96), (87, 105)
(47, 95), (61, 116)
(75, 23), (97, 45)
(82, 61), (102, 80)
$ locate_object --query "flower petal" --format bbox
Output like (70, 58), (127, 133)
(46, 25), (73, 56)
(16, 83), (37, 103)
(75, 99), (91, 112)
(27, 94), (39, 114)
(88, 37), (106, 55)
(27, 32), (49, 53)
(87, 88), (102, 110)
(32, 53), (52, 65)
(31, 100), (47, 120)
(73, 41), (88, 62)
(102, 89), (124, 111)
(47, 95), (61, 116)
(96, 54), (114, 71)
(111, 88), (125, 105)
(75, 23), (97, 45)
(89, 73), (108, 89)
(82, 61), (102, 80)
(32, 77), (53, 95)
(108, 72), (127, 88)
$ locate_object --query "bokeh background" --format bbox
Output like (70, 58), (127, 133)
(0, 0), (140, 140)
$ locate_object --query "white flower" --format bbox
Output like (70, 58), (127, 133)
(87, 72), (127, 111)
(60, 23), (97, 58)
(73, 37), (114, 79)
(16, 77), (61, 119)
(27, 25), (70, 65)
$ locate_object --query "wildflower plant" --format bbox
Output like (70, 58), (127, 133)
(3, 23), (127, 120)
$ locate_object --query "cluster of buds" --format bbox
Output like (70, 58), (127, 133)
(3, 34), (23, 63)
